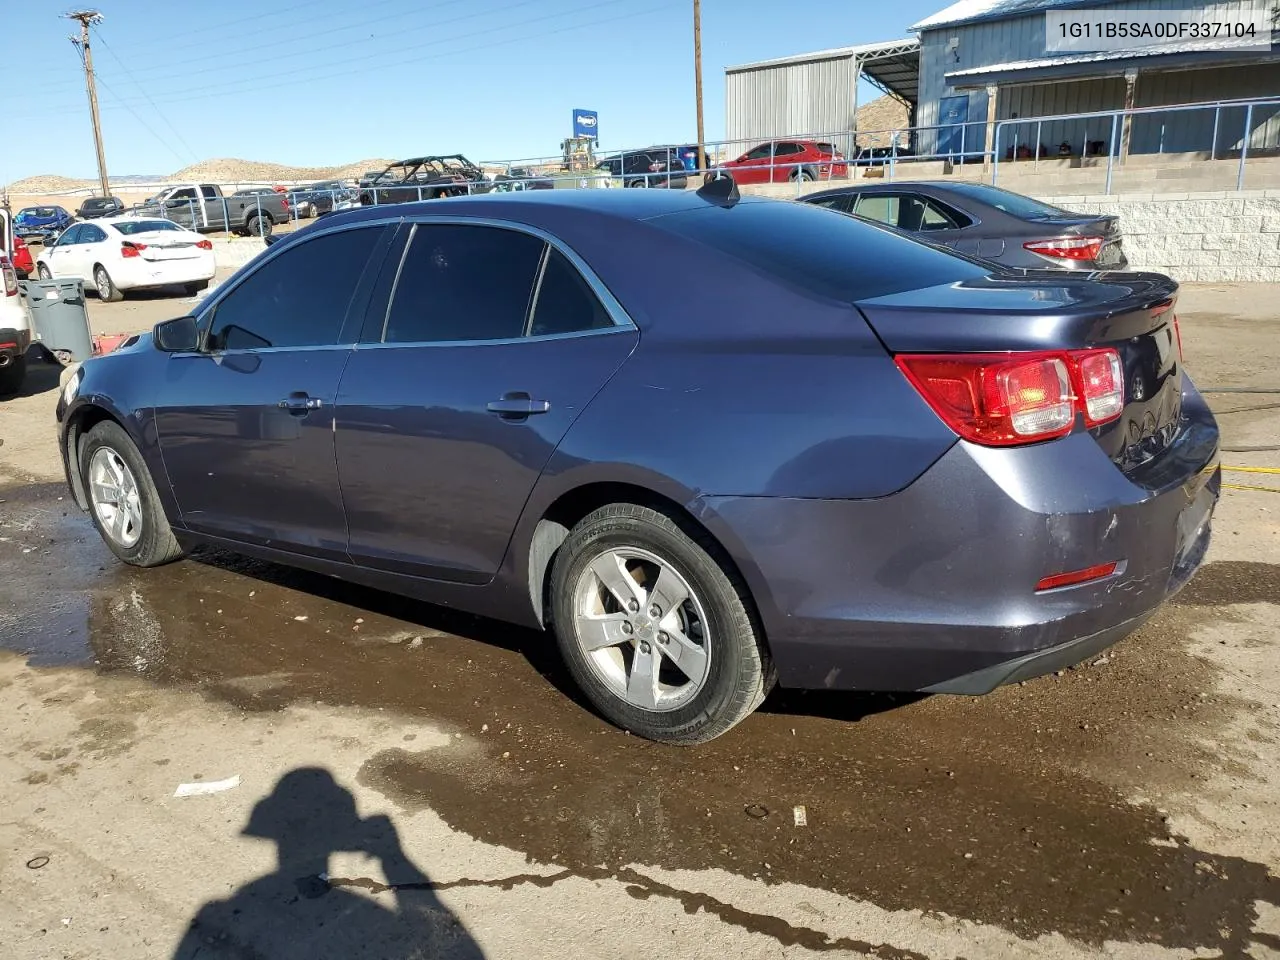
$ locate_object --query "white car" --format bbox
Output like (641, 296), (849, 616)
(36, 216), (216, 302)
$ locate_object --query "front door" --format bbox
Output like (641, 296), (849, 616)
(336, 221), (638, 583)
(154, 223), (396, 559)
(43, 224), (86, 278)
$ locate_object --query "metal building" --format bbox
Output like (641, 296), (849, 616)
(724, 0), (1278, 160)
(915, 0), (1280, 158)
(724, 39), (920, 155)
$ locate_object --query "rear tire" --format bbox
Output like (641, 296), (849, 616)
(550, 503), (775, 744)
(79, 420), (182, 567)
(94, 264), (124, 302)
(0, 355), (28, 396)
(246, 215), (272, 238)
(37, 263), (52, 280)
(791, 169), (815, 182)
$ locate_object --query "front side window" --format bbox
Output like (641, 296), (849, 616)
(206, 226), (388, 351)
(809, 194), (854, 213)
(170, 188), (198, 201)
(80, 225), (107, 243)
(744, 144), (772, 161)
(383, 224), (544, 343)
(56, 225), (84, 246)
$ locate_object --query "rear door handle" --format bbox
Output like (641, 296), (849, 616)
(278, 393), (323, 415)
(487, 394), (551, 419)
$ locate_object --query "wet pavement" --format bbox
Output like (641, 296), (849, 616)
(2, 481), (1279, 956)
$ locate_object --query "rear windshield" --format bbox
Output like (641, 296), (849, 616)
(115, 220), (182, 235)
(942, 182), (1073, 219)
(653, 199), (988, 302)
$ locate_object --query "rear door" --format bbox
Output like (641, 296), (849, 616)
(335, 221), (638, 583)
(154, 223), (396, 559)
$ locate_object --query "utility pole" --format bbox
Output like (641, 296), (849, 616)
(694, 0), (705, 171)
(67, 10), (110, 198)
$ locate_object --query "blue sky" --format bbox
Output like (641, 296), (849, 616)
(2, 0), (942, 183)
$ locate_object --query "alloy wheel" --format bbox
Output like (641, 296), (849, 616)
(573, 547), (711, 712)
(88, 446), (143, 548)
(95, 267), (111, 300)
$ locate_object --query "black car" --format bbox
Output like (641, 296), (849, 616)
(359, 156), (491, 205)
(288, 179), (357, 216)
(77, 196), (124, 219)
(596, 150), (688, 189)
(802, 181), (1128, 271)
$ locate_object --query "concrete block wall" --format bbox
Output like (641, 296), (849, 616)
(1039, 191), (1280, 282)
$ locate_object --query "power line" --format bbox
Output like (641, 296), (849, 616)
(37, 0), (654, 113)
(92, 73), (196, 170)
(92, 25), (201, 166)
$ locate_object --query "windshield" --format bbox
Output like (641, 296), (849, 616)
(942, 182), (1074, 220)
(115, 220), (182, 235)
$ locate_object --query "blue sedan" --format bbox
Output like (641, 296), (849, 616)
(14, 205), (75, 243)
(55, 185), (1219, 743)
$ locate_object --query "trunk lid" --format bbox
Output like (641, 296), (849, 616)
(130, 231), (203, 261)
(858, 270), (1182, 475)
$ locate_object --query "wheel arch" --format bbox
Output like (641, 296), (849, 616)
(64, 401), (128, 509)
(522, 481), (771, 651)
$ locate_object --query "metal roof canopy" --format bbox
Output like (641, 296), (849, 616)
(726, 38), (921, 106)
(945, 43), (1280, 87)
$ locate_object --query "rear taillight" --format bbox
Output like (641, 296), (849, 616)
(1073, 348), (1123, 425)
(1, 257), (17, 296)
(896, 347), (1124, 447)
(195, 239), (213, 250)
(1024, 236), (1105, 262)
(121, 242), (145, 258)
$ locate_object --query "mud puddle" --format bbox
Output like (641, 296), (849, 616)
(2, 484), (1279, 953)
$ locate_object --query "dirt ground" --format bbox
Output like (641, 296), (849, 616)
(0, 283), (1278, 959)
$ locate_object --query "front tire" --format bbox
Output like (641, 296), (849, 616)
(94, 264), (123, 302)
(550, 503), (775, 744)
(79, 421), (183, 567)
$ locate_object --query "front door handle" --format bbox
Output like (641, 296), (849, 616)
(487, 394), (551, 420)
(278, 392), (323, 415)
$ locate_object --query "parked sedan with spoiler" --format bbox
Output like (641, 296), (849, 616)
(37, 217), (215, 301)
(55, 185), (1216, 744)
(803, 181), (1127, 271)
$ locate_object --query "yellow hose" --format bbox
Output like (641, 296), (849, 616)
(1223, 482), (1280, 494)
(1223, 465), (1280, 475)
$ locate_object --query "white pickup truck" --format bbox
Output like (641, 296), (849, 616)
(133, 183), (290, 237)
(0, 207), (32, 395)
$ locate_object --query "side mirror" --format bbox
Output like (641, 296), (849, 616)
(263, 233), (283, 246)
(154, 315), (199, 352)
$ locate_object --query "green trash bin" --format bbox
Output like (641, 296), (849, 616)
(24, 278), (93, 363)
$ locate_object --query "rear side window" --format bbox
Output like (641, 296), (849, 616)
(656, 200), (988, 302)
(529, 249), (614, 337)
(207, 226), (388, 350)
(383, 224), (544, 343)
(201, 185), (219, 199)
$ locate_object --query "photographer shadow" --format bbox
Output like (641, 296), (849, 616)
(173, 767), (485, 959)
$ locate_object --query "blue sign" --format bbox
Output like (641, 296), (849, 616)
(572, 109), (599, 139)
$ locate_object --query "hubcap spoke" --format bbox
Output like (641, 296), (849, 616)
(91, 480), (120, 504)
(646, 567), (690, 622)
(626, 645), (661, 710)
(590, 552), (644, 611)
(89, 447), (143, 548)
(660, 626), (708, 682)
(576, 612), (632, 652)
(110, 503), (130, 541)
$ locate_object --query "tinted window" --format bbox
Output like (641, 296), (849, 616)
(207, 227), (387, 350)
(941, 182), (1072, 219)
(529, 249), (614, 337)
(655, 200), (988, 302)
(170, 188), (197, 201)
(744, 144), (772, 160)
(80, 225), (107, 243)
(58, 225), (84, 245)
(919, 198), (967, 230)
(808, 194), (853, 213)
(201, 185), (219, 199)
(115, 220), (181, 235)
(383, 225), (544, 343)
(775, 142), (803, 156)
(854, 194), (897, 225)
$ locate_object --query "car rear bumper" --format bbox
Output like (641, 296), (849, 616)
(112, 253), (216, 291)
(696, 377), (1219, 693)
(0, 326), (32, 362)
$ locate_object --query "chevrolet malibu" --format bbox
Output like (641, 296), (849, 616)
(56, 187), (1219, 744)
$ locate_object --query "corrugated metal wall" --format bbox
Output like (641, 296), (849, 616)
(917, 0), (1277, 156)
(725, 56), (857, 155)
